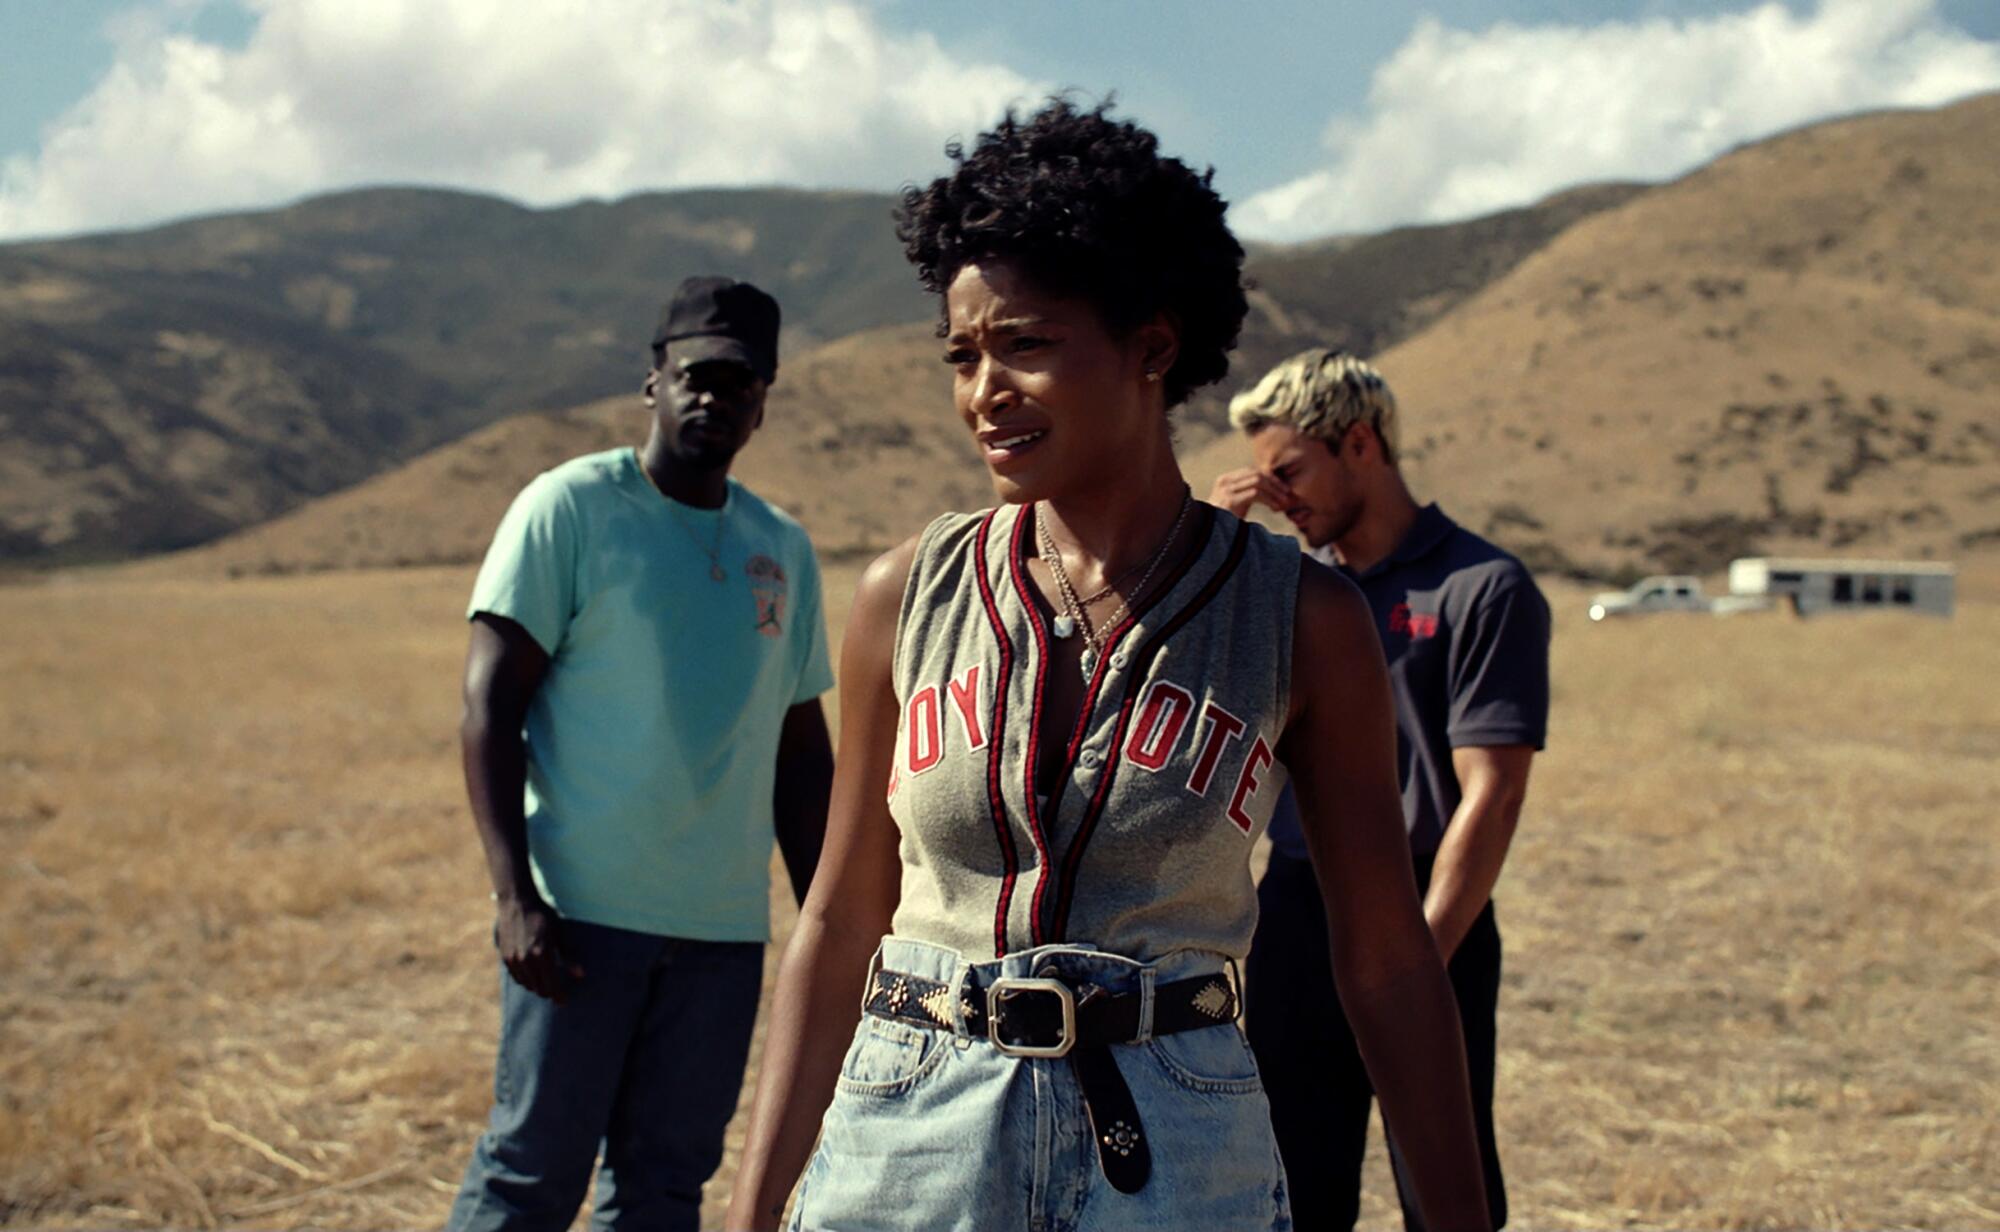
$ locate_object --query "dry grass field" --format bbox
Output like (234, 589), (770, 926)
(2, 560), (1996, 1229)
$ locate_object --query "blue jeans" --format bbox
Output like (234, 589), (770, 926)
(790, 937), (1291, 1232)
(446, 919), (764, 1232)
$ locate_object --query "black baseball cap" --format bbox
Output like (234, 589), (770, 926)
(651, 276), (780, 382)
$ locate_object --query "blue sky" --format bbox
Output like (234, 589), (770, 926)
(2, 0), (1997, 243)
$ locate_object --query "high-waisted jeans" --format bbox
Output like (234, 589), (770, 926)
(789, 936), (1291, 1232)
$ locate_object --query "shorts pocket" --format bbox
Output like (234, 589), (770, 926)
(1144, 1023), (1265, 1096)
(834, 1016), (948, 1097)
(784, 1142), (830, 1231)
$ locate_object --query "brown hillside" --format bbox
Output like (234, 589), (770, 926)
(128, 96), (2000, 584)
(0, 292), (461, 563)
(1189, 93), (2000, 579)
(8, 177), (1641, 569)
(137, 186), (1656, 580)
(145, 324), (992, 578)
(1175, 182), (1647, 443)
(1237, 181), (1647, 364)
(0, 187), (932, 564)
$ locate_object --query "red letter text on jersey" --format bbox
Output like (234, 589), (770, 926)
(947, 664), (986, 751)
(907, 686), (942, 774)
(1185, 701), (1247, 797)
(1225, 736), (1274, 834)
(1126, 681), (1195, 772)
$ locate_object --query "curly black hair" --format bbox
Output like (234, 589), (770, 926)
(895, 97), (1247, 409)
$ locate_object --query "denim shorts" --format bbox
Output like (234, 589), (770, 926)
(789, 937), (1291, 1232)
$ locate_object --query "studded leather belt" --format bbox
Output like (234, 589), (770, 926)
(862, 965), (1242, 1193)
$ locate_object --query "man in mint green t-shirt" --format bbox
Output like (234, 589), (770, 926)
(445, 277), (833, 1232)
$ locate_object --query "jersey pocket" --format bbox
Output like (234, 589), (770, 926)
(1144, 1023), (1265, 1096)
(835, 1016), (948, 1097)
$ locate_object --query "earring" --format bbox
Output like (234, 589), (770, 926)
(1144, 368), (1160, 382)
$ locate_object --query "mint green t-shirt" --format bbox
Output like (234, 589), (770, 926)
(468, 447), (833, 941)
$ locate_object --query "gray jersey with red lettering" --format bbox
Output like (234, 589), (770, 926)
(887, 502), (1300, 962)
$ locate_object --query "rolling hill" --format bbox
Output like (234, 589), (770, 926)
(174, 93), (2000, 586)
(1237, 181), (1648, 363)
(145, 164), (1661, 582)
(1188, 92), (2000, 580)
(0, 187), (932, 563)
(143, 323), (994, 578)
(3, 173), (1646, 567)
(27, 94), (2000, 582)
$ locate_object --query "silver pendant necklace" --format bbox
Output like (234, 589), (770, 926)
(640, 453), (729, 582)
(1037, 487), (1193, 674)
(1052, 557), (1145, 640)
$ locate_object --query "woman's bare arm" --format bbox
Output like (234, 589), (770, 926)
(723, 538), (915, 1230)
(1280, 560), (1492, 1232)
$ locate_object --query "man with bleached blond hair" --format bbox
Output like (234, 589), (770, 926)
(1210, 348), (1549, 1231)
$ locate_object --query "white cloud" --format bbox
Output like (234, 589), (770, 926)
(0, 0), (1041, 240)
(1233, 0), (2000, 243)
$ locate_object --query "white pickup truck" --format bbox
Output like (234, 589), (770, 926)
(1587, 576), (1771, 621)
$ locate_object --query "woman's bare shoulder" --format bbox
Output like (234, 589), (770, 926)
(848, 533), (923, 637)
(1287, 553), (1388, 727)
(1293, 554), (1374, 655)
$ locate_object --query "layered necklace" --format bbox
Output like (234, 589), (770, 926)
(639, 452), (729, 582)
(1036, 485), (1193, 675)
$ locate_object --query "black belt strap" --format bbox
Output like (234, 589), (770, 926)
(863, 967), (1240, 1194)
(1072, 1041), (1149, 1192)
(864, 967), (1238, 1042)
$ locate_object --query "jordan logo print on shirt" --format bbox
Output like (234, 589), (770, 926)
(747, 554), (787, 638)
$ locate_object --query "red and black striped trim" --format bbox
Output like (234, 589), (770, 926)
(972, 509), (1021, 957)
(1004, 504), (1063, 948)
(1014, 505), (1212, 824)
(1000, 506), (1064, 948)
(1048, 515), (1250, 941)
(1010, 502), (1226, 943)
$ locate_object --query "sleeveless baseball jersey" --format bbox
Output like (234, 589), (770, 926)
(887, 502), (1301, 962)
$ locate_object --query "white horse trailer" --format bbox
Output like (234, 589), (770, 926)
(1727, 558), (1955, 618)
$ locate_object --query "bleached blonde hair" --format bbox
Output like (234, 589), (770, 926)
(1227, 348), (1399, 463)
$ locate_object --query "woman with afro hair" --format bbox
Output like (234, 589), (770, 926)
(726, 99), (1489, 1232)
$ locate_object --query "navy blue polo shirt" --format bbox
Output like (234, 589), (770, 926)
(1269, 504), (1550, 861)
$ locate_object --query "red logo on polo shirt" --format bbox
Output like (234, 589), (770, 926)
(1388, 602), (1439, 640)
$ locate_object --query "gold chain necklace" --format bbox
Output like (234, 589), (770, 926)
(638, 452), (729, 582)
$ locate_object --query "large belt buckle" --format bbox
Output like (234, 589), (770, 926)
(986, 977), (1076, 1058)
